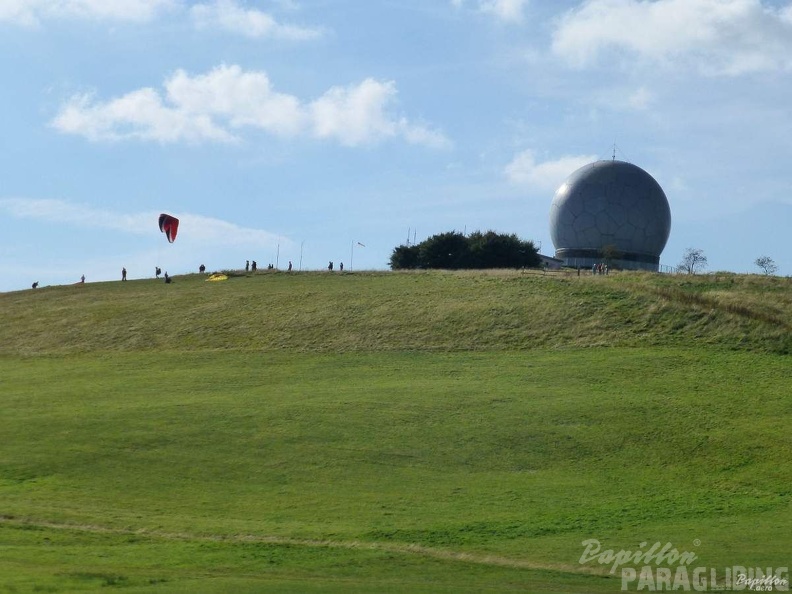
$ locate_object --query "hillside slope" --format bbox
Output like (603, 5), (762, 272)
(1, 269), (791, 593)
(2, 269), (791, 355)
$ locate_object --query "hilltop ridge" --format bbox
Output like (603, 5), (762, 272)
(2, 269), (791, 355)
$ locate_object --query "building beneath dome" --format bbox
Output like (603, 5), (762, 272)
(549, 160), (671, 272)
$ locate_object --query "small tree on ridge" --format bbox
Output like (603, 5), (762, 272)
(677, 248), (708, 275)
(755, 256), (778, 276)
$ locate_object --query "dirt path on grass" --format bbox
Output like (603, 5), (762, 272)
(0, 514), (597, 576)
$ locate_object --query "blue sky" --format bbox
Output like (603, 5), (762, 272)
(2, 0), (792, 291)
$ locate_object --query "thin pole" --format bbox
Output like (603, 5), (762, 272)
(299, 240), (304, 271)
(352, 242), (365, 271)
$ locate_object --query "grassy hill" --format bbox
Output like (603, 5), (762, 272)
(1, 270), (790, 593)
(3, 268), (792, 355)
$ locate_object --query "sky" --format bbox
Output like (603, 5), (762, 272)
(2, 0), (792, 291)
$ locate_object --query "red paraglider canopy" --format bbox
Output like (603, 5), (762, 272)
(158, 213), (179, 243)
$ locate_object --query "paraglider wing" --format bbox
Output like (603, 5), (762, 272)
(158, 213), (179, 243)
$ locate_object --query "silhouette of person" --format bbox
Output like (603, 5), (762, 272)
(155, 267), (161, 278)
(32, 281), (38, 289)
(199, 264), (206, 273)
(328, 261), (333, 271)
(339, 262), (344, 271)
(251, 260), (257, 271)
(122, 267), (127, 281)
(246, 260), (250, 272)
(164, 272), (171, 284)
(80, 275), (85, 283)
(288, 261), (293, 271)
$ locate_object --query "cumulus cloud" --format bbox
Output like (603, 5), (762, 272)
(480, 0), (528, 23)
(52, 87), (236, 143)
(0, 0), (176, 26)
(51, 64), (449, 148)
(0, 0), (321, 41)
(189, 0), (322, 40)
(164, 66), (305, 137)
(552, 0), (792, 75)
(452, 0), (529, 23)
(505, 150), (597, 190)
(310, 79), (450, 148)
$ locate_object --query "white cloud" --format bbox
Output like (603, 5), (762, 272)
(626, 86), (653, 110)
(0, 1), (39, 26)
(480, 0), (529, 23)
(589, 84), (655, 111)
(398, 119), (452, 149)
(178, 213), (284, 247)
(504, 150), (597, 190)
(0, 0), (176, 26)
(165, 65), (305, 137)
(452, 0), (529, 23)
(190, 0), (322, 40)
(52, 87), (236, 144)
(0, 0), (321, 41)
(0, 197), (151, 232)
(52, 65), (449, 148)
(310, 78), (450, 148)
(552, 0), (792, 75)
(0, 197), (282, 248)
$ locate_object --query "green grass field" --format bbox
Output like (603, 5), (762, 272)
(1, 270), (790, 592)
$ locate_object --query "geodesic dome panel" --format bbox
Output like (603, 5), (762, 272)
(549, 160), (671, 261)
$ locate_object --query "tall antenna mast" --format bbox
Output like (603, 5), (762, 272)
(612, 143), (617, 161)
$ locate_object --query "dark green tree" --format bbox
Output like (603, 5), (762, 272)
(418, 231), (470, 269)
(468, 230), (539, 269)
(389, 230), (540, 270)
(389, 244), (420, 270)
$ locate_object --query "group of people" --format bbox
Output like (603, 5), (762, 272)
(115, 266), (173, 282)
(245, 260), (297, 272)
(153, 267), (170, 282)
(39, 257), (332, 289)
(592, 263), (609, 275)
